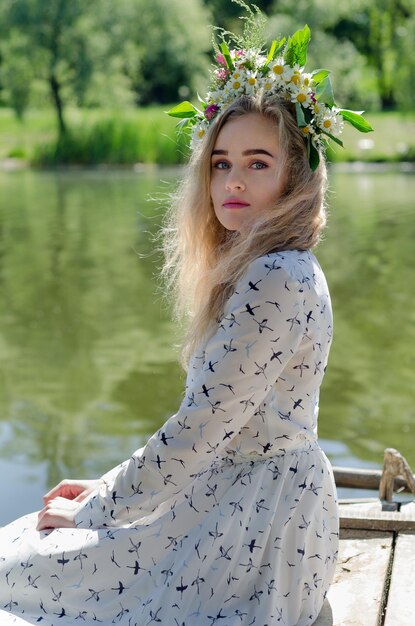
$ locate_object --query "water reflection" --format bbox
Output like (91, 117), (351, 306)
(0, 169), (184, 523)
(0, 167), (413, 524)
(318, 168), (415, 466)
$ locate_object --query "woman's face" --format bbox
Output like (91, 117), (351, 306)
(210, 113), (286, 233)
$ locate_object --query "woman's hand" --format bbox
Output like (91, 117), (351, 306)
(37, 496), (80, 530)
(43, 479), (103, 505)
(37, 479), (104, 531)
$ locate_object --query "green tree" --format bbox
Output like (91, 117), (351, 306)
(366, 0), (414, 109)
(269, 0), (415, 110)
(0, 0), (214, 122)
(203, 0), (274, 30)
(0, 0), (129, 134)
(393, 12), (415, 109)
(124, 0), (212, 105)
(0, 31), (33, 119)
(265, 0), (376, 110)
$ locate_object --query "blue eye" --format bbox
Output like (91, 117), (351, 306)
(212, 161), (229, 170)
(251, 161), (267, 170)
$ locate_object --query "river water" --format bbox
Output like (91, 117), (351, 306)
(0, 165), (413, 525)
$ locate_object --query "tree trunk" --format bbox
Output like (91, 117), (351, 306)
(48, 0), (67, 138)
(49, 72), (66, 137)
(377, 65), (397, 110)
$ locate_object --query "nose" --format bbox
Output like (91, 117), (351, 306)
(225, 167), (246, 191)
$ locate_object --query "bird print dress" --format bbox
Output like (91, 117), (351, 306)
(0, 249), (339, 626)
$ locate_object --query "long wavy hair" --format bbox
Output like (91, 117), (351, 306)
(162, 93), (328, 365)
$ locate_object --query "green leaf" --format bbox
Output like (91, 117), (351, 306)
(312, 69), (330, 85)
(315, 75), (335, 107)
(285, 25), (311, 67)
(266, 40), (277, 65)
(176, 118), (194, 132)
(295, 102), (306, 127)
(275, 37), (287, 57)
(339, 109), (374, 133)
(167, 102), (198, 119)
(220, 41), (235, 73)
(196, 93), (207, 109)
(309, 139), (320, 171)
(303, 106), (313, 124)
(319, 128), (344, 147)
(265, 37), (286, 65)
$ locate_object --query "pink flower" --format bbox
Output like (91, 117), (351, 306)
(216, 54), (227, 66)
(205, 104), (219, 121)
(214, 68), (228, 82)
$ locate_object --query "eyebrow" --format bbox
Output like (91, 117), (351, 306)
(211, 148), (275, 158)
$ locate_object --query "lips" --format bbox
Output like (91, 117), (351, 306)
(222, 197), (250, 209)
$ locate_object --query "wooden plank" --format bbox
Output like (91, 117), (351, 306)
(383, 531), (415, 626)
(383, 504), (415, 626)
(314, 529), (392, 626)
(399, 501), (415, 517)
(333, 466), (413, 493)
(339, 500), (415, 531)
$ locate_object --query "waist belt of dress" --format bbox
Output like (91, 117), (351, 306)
(222, 439), (320, 465)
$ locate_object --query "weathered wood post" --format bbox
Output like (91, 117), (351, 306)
(379, 448), (415, 505)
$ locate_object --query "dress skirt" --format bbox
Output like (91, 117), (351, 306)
(0, 445), (338, 626)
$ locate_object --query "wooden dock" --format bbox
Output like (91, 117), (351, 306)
(314, 500), (415, 626)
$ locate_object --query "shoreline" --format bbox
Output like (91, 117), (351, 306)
(1, 158), (414, 175)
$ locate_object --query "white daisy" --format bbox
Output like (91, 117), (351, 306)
(260, 72), (276, 93)
(290, 84), (313, 107)
(244, 70), (258, 95)
(317, 108), (344, 137)
(270, 58), (291, 85)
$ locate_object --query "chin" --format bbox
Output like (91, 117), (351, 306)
(217, 216), (244, 232)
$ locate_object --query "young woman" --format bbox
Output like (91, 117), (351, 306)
(0, 15), (372, 626)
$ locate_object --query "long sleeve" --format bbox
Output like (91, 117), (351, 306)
(74, 255), (306, 528)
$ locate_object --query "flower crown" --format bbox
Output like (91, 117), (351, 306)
(168, 2), (373, 170)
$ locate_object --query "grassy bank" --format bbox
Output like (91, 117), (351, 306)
(0, 107), (188, 166)
(0, 107), (414, 166)
(326, 110), (415, 163)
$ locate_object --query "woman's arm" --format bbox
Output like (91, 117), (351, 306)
(74, 257), (306, 528)
(36, 455), (143, 530)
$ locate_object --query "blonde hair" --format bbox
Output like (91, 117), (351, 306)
(162, 93), (327, 365)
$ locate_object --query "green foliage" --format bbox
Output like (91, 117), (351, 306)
(0, 107), (413, 165)
(0, 31), (33, 118)
(167, 102), (199, 119)
(284, 24), (311, 66)
(308, 141), (320, 171)
(0, 0), (118, 132)
(0, 0), (413, 165)
(32, 109), (188, 166)
(265, 39), (283, 65)
(312, 69), (330, 84)
(123, 0), (211, 105)
(315, 75), (335, 107)
(267, 0), (415, 112)
(7, 146), (27, 159)
(220, 42), (235, 73)
(295, 102), (306, 127)
(203, 0), (274, 30)
(0, 0), (211, 128)
(233, 1), (267, 50)
(339, 109), (374, 133)
(212, 1), (269, 56)
(387, 12), (415, 110)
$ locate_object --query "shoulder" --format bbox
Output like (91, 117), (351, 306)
(222, 251), (305, 316)
(239, 249), (324, 291)
(225, 250), (329, 317)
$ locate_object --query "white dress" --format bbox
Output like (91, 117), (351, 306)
(0, 249), (338, 626)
